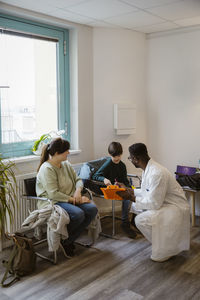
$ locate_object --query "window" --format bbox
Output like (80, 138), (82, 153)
(0, 14), (70, 158)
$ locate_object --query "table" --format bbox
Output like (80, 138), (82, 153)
(183, 187), (198, 226)
(100, 198), (122, 238)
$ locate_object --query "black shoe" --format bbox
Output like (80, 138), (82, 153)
(130, 214), (142, 234)
(61, 240), (75, 257)
(130, 214), (137, 227)
(121, 222), (137, 239)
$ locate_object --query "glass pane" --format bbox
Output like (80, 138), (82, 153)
(0, 32), (58, 144)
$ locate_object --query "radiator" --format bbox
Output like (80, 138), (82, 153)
(6, 173), (37, 232)
(1, 172), (37, 250)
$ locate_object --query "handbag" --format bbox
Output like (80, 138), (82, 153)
(1, 232), (36, 287)
(176, 173), (200, 190)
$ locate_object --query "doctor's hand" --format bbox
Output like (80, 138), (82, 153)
(104, 178), (112, 186)
(116, 188), (135, 202)
(116, 182), (126, 189)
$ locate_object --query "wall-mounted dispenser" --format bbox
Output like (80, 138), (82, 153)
(114, 103), (136, 135)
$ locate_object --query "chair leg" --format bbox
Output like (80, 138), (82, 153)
(99, 215), (121, 240)
(54, 251), (57, 264)
(59, 242), (72, 259)
(74, 241), (93, 247)
(35, 251), (57, 264)
(100, 199), (122, 238)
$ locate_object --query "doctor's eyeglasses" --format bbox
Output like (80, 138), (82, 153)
(128, 156), (134, 162)
(128, 155), (138, 163)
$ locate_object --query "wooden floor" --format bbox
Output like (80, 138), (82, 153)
(0, 216), (200, 300)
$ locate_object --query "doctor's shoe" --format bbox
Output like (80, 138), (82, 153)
(130, 214), (137, 227)
(150, 255), (172, 262)
(121, 222), (137, 239)
(130, 214), (142, 235)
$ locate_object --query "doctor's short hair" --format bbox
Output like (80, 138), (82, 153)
(129, 143), (149, 160)
(108, 142), (123, 157)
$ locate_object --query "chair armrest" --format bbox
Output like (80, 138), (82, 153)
(83, 179), (105, 197)
(85, 179), (106, 186)
(24, 195), (49, 201)
(127, 174), (142, 187)
(83, 187), (93, 200)
(127, 173), (141, 178)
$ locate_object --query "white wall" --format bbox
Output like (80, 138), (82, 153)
(147, 27), (200, 215)
(93, 28), (147, 174)
(147, 28), (200, 173)
(69, 25), (94, 165)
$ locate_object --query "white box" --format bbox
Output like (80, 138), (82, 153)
(114, 103), (136, 135)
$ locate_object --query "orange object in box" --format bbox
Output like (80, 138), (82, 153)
(100, 185), (125, 200)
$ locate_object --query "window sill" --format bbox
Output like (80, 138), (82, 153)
(3, 149), (82, 164)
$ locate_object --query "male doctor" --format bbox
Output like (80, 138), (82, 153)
(117, 143), (190, 262)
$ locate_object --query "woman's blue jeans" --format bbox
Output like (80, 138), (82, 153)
(56, 202), (98, 244)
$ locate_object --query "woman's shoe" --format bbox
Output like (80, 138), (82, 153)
(65, 243), (75, 257)
(61, 240), (75, 257)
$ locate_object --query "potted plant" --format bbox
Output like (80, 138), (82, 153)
(32, 133), (51, 155)
(0, 156), (17, 233)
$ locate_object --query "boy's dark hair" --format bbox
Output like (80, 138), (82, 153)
(108, 142), (123, 157)
(129, 143), (149, 161)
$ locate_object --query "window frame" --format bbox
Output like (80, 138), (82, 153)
(0, 14), (70, 158)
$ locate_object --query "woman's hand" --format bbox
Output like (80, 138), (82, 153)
(73, 188), (82, 203)
(73, 196), (91, 205)
(80, 196), (91, 204)
(104, 178), (112, 186)
(69, 197), (76, 205)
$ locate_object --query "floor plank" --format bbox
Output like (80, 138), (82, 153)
(0, 216), (200, 300)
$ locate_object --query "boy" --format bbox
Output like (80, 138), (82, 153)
(92, 142), (136, 238)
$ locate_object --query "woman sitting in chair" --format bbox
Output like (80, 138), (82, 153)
(36, 137), (98, 256)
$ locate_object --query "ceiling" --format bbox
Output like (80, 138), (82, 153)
(1, 0), (200, 34)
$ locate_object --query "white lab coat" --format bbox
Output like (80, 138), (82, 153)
(131, 159), (190, 260)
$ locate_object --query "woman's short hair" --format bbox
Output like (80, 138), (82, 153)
(108, 142), (123, 157)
